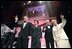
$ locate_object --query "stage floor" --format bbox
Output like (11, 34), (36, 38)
(28, 32), (56, 48)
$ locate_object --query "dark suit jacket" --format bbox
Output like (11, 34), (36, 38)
(44, 25), (54, 41)
(18, 22), (33, 39)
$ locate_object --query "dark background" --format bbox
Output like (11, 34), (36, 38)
(1, 1), (71, 47)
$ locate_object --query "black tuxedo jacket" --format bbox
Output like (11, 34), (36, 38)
(44, 25), (54, 40)
(18, 22), (33, 39)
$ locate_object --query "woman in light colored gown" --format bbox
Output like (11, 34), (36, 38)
(52, 14), (71, 48)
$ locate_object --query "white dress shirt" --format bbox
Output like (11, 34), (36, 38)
(23, 22), (27, 28)
(47, 26), (51, 29)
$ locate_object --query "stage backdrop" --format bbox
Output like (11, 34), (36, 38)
(26, 5), (49, 26)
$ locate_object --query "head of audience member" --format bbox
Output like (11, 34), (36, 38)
(46, 19), (51, 26)
(23, 16), (28, 22)
(34, 20), (39, 26)
(52, 20), (58, 26)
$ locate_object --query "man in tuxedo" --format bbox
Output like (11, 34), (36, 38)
(43, 20), (54, 48)
(16, 16), (33, 48)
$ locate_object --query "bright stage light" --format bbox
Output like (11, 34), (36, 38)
(39, 1), (44, 3)
(39, 1), (42, 3)
(28, 1), (31, 3)
(27, 1), (31, 4)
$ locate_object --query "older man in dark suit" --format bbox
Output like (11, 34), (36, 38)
(16, 16), (33, 48)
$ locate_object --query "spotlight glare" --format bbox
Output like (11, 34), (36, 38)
(27, 1), (31, 4)
(28, 1), (31, 3)
(39, 1), (42, 3)
(39, 1), (44, 4)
